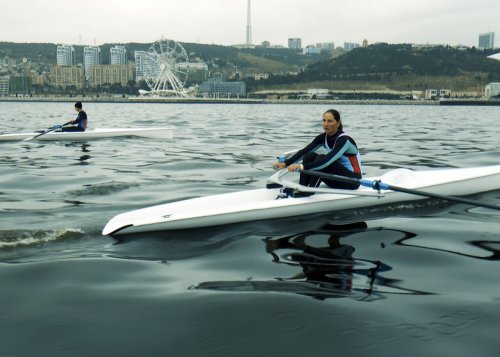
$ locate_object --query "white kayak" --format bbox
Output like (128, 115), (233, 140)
(102, 165), (500, 236)
(0, 127), (174, 141)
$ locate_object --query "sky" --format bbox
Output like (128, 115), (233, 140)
(0, 0), (498, 48)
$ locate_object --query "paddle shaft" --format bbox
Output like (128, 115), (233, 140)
(23, 121), (73, 141)
(301, 169), (500, 211)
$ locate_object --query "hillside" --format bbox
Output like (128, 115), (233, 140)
(252, 43), (500, 92)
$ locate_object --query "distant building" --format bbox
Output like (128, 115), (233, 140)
(176, 62), (209, 82)
(344, 42), (360, 51)
(110, 46), (127, 65)
(303, 46), (322, 55)
(30, 72), (48, 86)
(50, 65), (84, 88)
(252, 73), (269, 80)
(288, 38), (302, 50)
(84, 46), (101, 80)
(0, 76), (9, 96)
(425, 88), (451, 100)
(198, 76), (246, 98)
(89, 63), (134, 87)
(439, 89), (451, 98)
(134, 50), (157, 81)
(298, 88), (330, 99)
(425, 89), (438, 100)
(317, 42), (335, 51)
(56, 45), (75, 65)
(478, 32), (495, 49)
(485, 83), (500, 99)
(362, 39), (368, 48)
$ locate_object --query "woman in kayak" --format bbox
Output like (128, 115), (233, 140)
(62, 102), (87, 132)
(272, 109), (362, 196)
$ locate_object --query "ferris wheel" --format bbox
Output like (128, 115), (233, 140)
(141, 39), (190, 97)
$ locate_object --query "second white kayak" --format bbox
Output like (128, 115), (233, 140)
(0, 127), (174, 141)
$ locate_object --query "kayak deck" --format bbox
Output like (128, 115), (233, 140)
(102, 166), (500, 236)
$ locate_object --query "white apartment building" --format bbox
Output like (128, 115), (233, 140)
(134, 51), (158, 80)
(110, 46), (127, 65)
(57, 45), (75, 65)
(84, 46), (101, 80)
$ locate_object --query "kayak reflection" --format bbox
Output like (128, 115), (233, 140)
(193, 221), (432, 301)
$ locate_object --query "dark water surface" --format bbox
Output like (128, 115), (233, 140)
(1, 102), (500, 356)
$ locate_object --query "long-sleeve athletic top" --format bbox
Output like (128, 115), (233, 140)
(284, 131), (362, 174)
(74, 110), (87, 130)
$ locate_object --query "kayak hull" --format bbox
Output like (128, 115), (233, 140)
(102, 166), (500, 236)
(0, 127), (174, 141)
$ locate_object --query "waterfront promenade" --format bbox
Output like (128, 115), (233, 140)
(0, 95), (438, 105)
(1, 95), (500, 105)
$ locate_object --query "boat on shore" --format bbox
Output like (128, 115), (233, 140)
(102, 165), (500, 236)
(0, 127), (174, 142)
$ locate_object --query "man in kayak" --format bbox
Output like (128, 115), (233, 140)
(272, 109), (362, 198)
(62, 102), (87, 132)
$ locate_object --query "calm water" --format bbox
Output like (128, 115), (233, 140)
(1, 102), (500, 356)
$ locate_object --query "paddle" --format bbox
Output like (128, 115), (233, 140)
(301, 169), (500, 211)
(22, 121), (73, 142)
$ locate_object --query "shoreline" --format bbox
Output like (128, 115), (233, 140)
(1, 96), (499, 106)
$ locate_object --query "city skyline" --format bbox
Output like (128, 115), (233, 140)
(0, 0), (499, 48)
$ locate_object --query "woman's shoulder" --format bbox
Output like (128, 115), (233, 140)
(338, 132), (358, 146)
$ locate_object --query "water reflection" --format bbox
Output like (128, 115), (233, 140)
(64, 142), (91, 164)
(193, 221), (432, 301)
(394, 235), (500, 260)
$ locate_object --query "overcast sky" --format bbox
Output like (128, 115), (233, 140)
(0, 0), (498, 48)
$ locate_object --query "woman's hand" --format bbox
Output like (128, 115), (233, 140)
(273, 162), (286, 170)
(287, 164), (303, 172)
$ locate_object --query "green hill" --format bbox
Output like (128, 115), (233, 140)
(253, 43), (500, 92)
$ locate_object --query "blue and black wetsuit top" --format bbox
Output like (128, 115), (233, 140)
(284, 130), (362, 175)
(74, 110), (87, 131)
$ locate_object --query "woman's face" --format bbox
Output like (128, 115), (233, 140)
(322, 112), (340, 136)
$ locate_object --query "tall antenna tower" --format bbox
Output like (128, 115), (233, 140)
(246, 0), (252, 45)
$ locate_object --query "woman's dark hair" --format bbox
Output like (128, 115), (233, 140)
(324, 109), (342, 131)
(75, 101), (83, 109)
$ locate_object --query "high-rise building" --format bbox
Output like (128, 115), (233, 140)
(479, 32), (495, 49)
(110, 46), (127, 65)
(0, 76), (9, 96)
(134, 51), (158, 81)
(56, 45), (75, 65)
(288, 38), (302, 49)
(84, 46), (101, 80)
